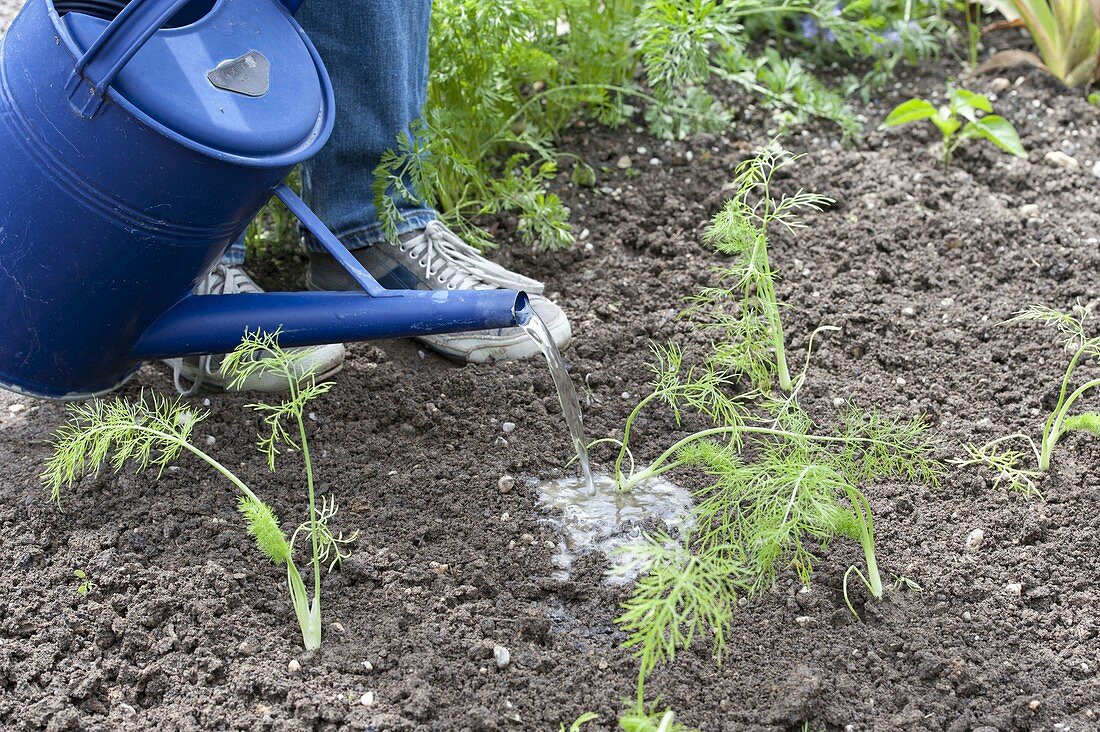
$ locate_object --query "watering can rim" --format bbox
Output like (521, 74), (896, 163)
(47, 0), (336, 168)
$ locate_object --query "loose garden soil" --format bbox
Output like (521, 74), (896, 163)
(2, 9), (1099, 730)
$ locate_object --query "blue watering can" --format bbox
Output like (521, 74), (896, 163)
(0, 0), (529, 399)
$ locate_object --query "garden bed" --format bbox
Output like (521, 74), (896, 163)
(2, 22), (1100, 731)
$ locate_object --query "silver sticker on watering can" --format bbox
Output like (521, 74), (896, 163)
(207, 51), (270, 97)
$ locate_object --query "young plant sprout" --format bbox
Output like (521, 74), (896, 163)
(603, 168), (942, 717)
(957, 304), (1100, 496)
(687, 145), (832, 392)
(43, 331), (355, 651)
(880, 87), (1025, 166)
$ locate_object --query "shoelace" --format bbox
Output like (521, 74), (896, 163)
(396, 221), (498, 290)
(171, 264), (258, 396)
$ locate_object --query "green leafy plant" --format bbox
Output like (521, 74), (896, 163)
(688, 146), (831, 393)
(374, 0), (960, 252)
(43, 332), (354, 651)
(619, 706), (699, 732)
(978, 0), (1100, 87)
(73, 568), (94, 595)
(881, 87), (1025, 166)
(957, 304), (1100, 495)
(601, 158), (942, 716)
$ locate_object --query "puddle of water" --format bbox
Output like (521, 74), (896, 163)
(518, 311), (594, 493)
(536, 473), (695, 583)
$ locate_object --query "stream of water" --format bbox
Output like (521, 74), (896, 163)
(518, 311), (595, 493)
(518, 309), (695, 581)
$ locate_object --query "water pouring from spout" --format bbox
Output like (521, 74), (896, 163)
(515, 304), (595, 494)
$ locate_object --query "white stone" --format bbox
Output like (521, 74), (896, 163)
(498, 475), (515, 493)
(360, 691), (375, 706)
(493, 645), (511, 669)
(965, 528), (985, 552)
(288, 659), (302, 673)
(1005, 582), (1022, 596)
(502, 422), (516, 434)
(616, 155), (632, 169)
(1044, 151), (1080, 170)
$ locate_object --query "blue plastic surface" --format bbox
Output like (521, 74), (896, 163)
(63, 0), (326, 157)
(0, 0), (527, 400)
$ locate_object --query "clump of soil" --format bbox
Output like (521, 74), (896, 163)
(2, 45), (1100, 732)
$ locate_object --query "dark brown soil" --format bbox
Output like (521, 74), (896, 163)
(3, 52), (1100, 732)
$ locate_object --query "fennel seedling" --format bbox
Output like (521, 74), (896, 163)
(43, 332), (354, 651)
(957, 304), (1100, 495)
(687, 145), (831, 393)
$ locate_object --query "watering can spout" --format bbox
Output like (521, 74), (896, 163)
(132, 290), (531, 360)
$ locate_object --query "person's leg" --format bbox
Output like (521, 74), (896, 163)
(298, 1), (571, 363)
(296, 0), (437, 248)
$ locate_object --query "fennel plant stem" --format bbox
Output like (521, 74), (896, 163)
(1040, 376), (1100, 472)
(293, 377), (324, 651)
(844, 485), (882, 598)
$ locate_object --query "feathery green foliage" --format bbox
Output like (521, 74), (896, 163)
(687, 145), (831, 393)
(43, 332), (354, 651)
(615, 535), (750, 704)
(956, 304), (1100, 496)
(373, 0), (956, 251)
(881, 87), (1025, 166)
(601, 156), (942, 718)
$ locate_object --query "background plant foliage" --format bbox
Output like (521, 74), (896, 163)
(373, 0), (963, 251)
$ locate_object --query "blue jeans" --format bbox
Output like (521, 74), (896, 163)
(223, 0), (436, 266)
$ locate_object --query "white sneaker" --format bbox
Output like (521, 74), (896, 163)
(164, 264), (346, 394)
(306, 221), (571, 363)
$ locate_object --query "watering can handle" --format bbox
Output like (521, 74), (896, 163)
(67, 0), (303, 117)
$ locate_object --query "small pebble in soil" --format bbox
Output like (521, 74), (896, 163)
(202, 398), (211, 407)
(501, 512), (511, 521)
(962, 611), (972, 622)
(360, 691), (375, 707)
(117, 703), (137, 716)
(901, 306), (915, 317)
(795, 616), (812, 627)
(1020, 203), (1040, 217)
(649, 157), (660, 166)
(1092, 160), (1100, 180)
(965, 528), (985, 552)
(616, 155), (632, 169)
(8, 403), (25, 413)
(1005, 582), (1022, 597)
(288, 659), (302, 673)
(362, 661), (374, 672)
(1044, 150), (1079, 170)
(205, 435), (216, 446)
(990, 77), (1010, 93)
(832, 397), (844, 408)
(1029, 700), (1041, 711)
(498, 475), (514, 493)
(237, 640), (256, 657)
(494, 645), (511, 669)
(896, 377), (906, 386)
(501, 421), (516, 434)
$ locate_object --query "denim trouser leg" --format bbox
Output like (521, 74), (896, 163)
(222, 0), (436, 265)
